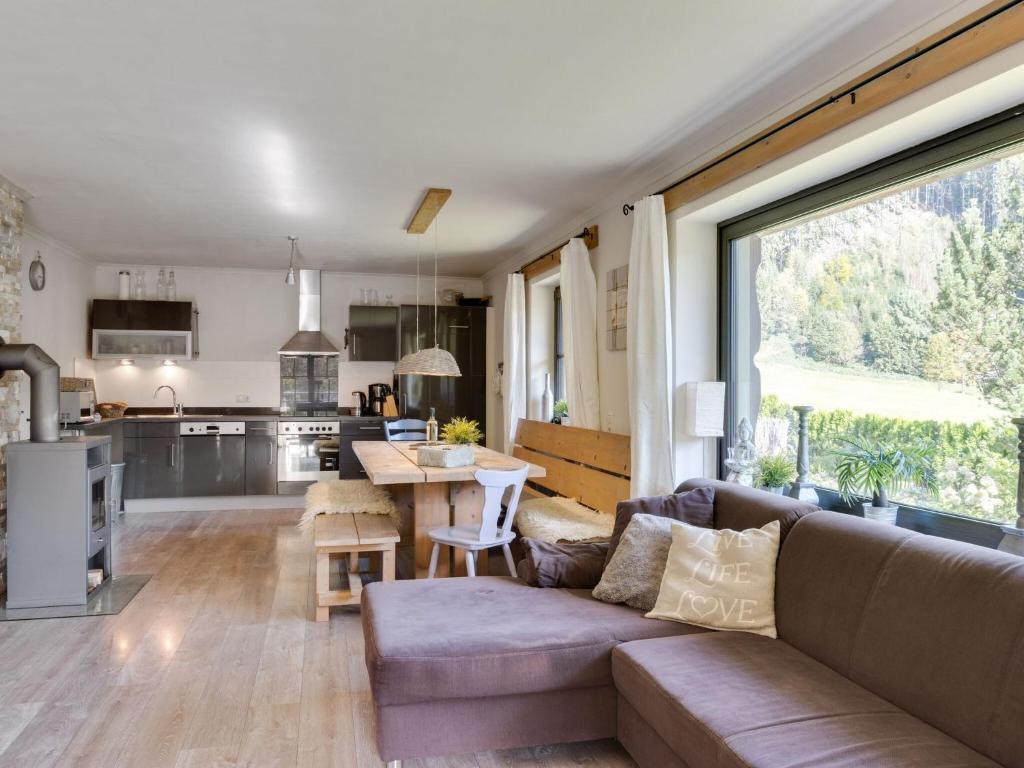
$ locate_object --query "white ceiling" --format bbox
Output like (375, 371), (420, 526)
(0, 0), (982, 276)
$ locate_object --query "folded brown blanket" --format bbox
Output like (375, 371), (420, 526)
(517, 538), (610, 588)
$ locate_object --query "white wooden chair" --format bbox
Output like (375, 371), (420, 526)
(427, 465), (529, 578)
(385, 418), (428, 442)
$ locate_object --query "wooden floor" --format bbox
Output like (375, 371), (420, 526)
(0, 508), (636, 768)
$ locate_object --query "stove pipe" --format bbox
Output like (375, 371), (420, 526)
(0, 343), (59, 442)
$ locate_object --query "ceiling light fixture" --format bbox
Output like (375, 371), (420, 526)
(394, 210), (461, 377)
(285, 235), (298, 285)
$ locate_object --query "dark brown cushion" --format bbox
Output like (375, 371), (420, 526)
(516, 538), (608, 588)
(775, 511), (1024, 768)
(606, 486), (714, 566)
(612, 632), (996, 768)
(362, 575), (705, 707)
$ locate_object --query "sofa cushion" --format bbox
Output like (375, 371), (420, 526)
(593, 513), (675, 611)
(646, 520), (780, 638)
(612, 632), (996, 768)
(776, 511), (1024, 768)
(516, 538), (608, 588)
(606, 485), (714, 565)
(362, 576), (705, 706)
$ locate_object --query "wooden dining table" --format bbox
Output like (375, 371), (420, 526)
(352, 441), (545, 578)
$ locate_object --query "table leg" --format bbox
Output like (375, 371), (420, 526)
(315, 550), (330, 622)
(414, 483), (451, 578)
(452, 481), (487, 576)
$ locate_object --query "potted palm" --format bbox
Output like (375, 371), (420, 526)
(417, 417), (483, 468)
(756, 454), (796, 495)
(833, 437), (937, 524)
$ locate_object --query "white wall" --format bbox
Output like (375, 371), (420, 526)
(18, 228), (93, 435)
(483, 207), (634, 449)
(90, 264), (483, 408)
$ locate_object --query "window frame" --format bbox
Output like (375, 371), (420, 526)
(717, 102), (1024, 544)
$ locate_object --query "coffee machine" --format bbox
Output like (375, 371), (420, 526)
(367, 383), (392, 416)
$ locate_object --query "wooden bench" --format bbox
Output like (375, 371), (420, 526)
(314, 513), (401, 622)
(511, 419), (631, 541)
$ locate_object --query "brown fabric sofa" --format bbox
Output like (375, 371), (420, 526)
(362, 479), (1024, 767)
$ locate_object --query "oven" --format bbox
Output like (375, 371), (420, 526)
(277, 420), (340, 488)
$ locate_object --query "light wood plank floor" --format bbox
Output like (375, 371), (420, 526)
(0, 509), (636, 768)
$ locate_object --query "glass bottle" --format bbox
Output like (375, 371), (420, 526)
(426, 407), (439, 443)
(156, 268), (167, 300)
(167, 270), (177, 301)
(134, 270), (146, 300)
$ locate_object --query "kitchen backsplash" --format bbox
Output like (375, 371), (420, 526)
(87, 358), (396, 409)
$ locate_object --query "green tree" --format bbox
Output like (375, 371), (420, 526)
(806, 308), (863, 366)
(930, 204), (1024, 411)
(866, 291), (930, 375)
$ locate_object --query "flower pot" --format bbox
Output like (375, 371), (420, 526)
(416, 443), (475, 468)
(765, 486), (785, 495)
(862, 502), (899, 525)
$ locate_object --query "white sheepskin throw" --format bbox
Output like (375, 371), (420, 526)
(299, 479), (398, 530)
(515, 496), (614, 543)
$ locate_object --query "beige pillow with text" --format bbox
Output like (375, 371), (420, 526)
(646, 520), (781, 638)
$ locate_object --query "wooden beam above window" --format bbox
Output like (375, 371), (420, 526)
(659, 0), (1024, 214)
(406, 188), (452, 234)
(520, 225), (599, 282)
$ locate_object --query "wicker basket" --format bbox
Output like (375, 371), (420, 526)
(96, 401), (129, 419)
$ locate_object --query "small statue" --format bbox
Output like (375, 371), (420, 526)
(724, 417), (757, 486)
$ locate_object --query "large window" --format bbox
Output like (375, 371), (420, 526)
(721, 105), (1024, 526)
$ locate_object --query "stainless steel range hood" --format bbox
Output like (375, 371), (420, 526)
(278, 269), (339, 356)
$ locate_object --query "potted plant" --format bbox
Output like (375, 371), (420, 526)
(552, 399), (569, 425)
(417, 417), (483, 468)
(756, 454), (796, 495)
(833, 437), (937, 524)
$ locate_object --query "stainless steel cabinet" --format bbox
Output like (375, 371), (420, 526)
(181, 434), (245, 496)
(124, 424), (181, 499)
(245, 422), (278, 495)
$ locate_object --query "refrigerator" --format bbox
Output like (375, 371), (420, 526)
(396, 304), (487, 434)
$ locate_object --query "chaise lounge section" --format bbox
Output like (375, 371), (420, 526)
(362, 479), (1024, 767)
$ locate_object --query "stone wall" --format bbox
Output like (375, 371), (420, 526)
(0, 185), (23, 594)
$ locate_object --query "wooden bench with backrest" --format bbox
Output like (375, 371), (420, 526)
(511, 419), (631, 543)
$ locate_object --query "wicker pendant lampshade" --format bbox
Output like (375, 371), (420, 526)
(394, 205), (462, 377)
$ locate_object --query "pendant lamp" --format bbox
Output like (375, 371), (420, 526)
(394, 212), (461, 377)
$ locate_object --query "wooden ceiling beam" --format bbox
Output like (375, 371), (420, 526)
(406, 188), (452, 234)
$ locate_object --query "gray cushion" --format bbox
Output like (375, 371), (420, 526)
(592, 513), (674, 611)
(607, 486), (714, 566)
(362, 575), (704, 706)
(612, 632), (996, 768)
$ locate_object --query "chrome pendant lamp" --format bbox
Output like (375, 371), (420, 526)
(394, 211), (461, 377)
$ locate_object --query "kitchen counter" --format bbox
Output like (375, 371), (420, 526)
(73, 411), (385, 427)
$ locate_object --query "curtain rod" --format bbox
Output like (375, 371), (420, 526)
(516, 226), (595, 274)
(622, 0), (1023, 216)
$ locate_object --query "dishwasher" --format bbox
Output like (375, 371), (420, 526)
(179, 421), (246, 496)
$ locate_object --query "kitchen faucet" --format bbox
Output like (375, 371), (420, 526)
(154, 385), (183, 417)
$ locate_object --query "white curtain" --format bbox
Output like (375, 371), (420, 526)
(502, 273), (527, 454)
(559, 238), (601, 430)
(627, 195), (674, 497)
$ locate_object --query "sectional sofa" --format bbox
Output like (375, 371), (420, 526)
(361, 479), (1024, 768)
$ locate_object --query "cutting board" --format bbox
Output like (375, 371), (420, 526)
(383, 394), (399, 418)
